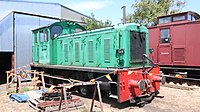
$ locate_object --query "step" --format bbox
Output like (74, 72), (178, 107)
(109, 94), (118, 99)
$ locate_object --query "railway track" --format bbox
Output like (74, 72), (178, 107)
(162, 75), (200, 90)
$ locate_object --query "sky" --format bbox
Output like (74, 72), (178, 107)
(16, 0), (200, 25)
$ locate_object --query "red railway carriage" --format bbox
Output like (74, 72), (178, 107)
(148, 11), (200, 76)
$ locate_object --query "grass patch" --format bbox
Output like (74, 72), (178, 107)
(7, 87), (31, 94)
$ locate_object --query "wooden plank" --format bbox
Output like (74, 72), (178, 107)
(97, 82), (104, 112)
(40, 73), (45, 88)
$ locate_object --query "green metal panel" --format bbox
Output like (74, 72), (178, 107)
(32, 21), (148, 68)
(88, 40), (94, 62)
(32, 32), (39, 63)
(83, 35), (99, 67)
(75, 42), (80, 62)
(71, 38), (83, 66)
(104, 38), (110, 62)
(64, 44), (68, 62)
(38, 29), (50, 64)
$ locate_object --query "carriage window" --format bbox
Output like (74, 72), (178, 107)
(188, 14), (197, 21)
(188, 14), (192, 21)
(173, 15), (185, 21)
(192, 16), (196, 21)
(159, 17), (171, 24)
(50, 25), (63, 39)
(161, 29), (170, 43)
(40, 30), (48, 42)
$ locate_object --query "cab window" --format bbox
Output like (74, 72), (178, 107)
(50, 25), (63, 39)
(40, 30), (48, 42)
(34, 32), (38, 43)
(160, 29), (170, 43)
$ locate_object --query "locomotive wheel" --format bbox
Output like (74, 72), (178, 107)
(79, 85), (94, 97)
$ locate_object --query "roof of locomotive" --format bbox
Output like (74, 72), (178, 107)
(57, 23), (148, 39)
(32, 20), (86, 31)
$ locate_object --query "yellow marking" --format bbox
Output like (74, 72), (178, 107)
(90, 79), (95, 84)
(175, 74), (183, 79)
(105, 74), (112, 81)
(48, 85), (56, 92)
(128, 71), (133, 75)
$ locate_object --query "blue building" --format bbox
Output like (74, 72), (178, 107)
(0, 0), (89, 83)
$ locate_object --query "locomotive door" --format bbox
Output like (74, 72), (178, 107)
(158, 28), (172, 64)
(38, 29), (50, 64)
(33, 32), (39, 63)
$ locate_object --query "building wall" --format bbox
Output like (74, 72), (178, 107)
(0, 11), (59, 69)
(0, 1), (89, 22)
(0, 13), (14, 52)
(14, 13), (59, 68)
(0, 1), (61, 20)
(0, 0), (89, 70)
(61, 6), (88, 22)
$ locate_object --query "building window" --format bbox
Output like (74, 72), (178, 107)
(40, 30), (48, 42)
(160, 29), (170, 43)
(158, 17), (171, 24)
(173, 15), (185, 21)
(50, 25), (62, 39)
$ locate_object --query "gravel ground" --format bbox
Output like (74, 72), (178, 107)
(0, 83), (200, 112)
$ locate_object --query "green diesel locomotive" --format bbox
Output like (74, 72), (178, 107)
(32, 21), (162, 104)
(32, 21), (148, 67)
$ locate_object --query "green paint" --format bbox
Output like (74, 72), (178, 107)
(32, 21), (148, 68)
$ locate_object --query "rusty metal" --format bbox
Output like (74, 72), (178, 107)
(59, 87), (64, 110)
(36, 98), (84, 112)
(90, 81), (104, 112)
(90, 82), (97, 112)
(97, 82), (104, 112)
(121, 6), (126, 24)
(38, 98), (81, 108)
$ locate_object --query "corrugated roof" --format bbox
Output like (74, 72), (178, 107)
(0, 0), (90, 19)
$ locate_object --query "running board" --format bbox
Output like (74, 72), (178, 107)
(109, 94), (118, 99)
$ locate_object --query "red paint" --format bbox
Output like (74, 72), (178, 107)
(118, 67), (161, 103)
(149, 11), (200, 67)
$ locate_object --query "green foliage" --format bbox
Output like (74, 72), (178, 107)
(81, 13), (112, 30)
(128, 0), (186, 26)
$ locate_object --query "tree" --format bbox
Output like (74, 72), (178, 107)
(81, 13), (112, 30)
(128, 0), (186, 26)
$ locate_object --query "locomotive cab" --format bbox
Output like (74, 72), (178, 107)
(32, 21), (86, 65)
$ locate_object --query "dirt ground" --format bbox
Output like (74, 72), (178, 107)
(0, 83), (200, 112)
